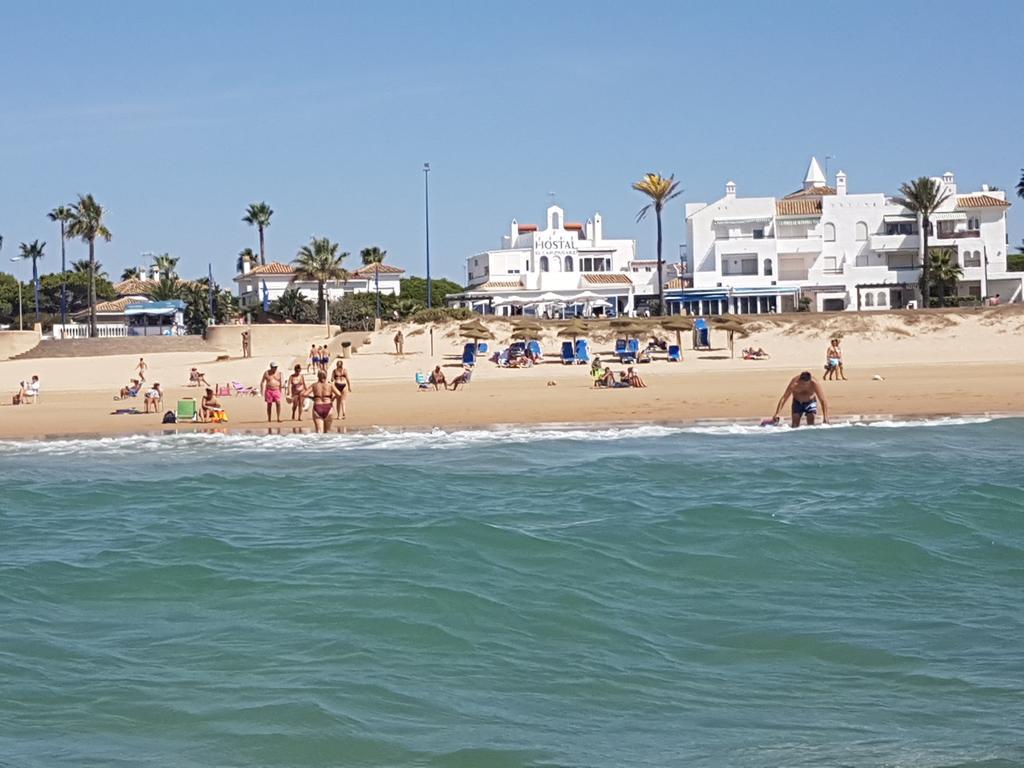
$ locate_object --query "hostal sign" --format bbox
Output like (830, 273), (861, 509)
(533, 234), (578, 261)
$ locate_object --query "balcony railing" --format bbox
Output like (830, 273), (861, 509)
(937, 230), (980, 240)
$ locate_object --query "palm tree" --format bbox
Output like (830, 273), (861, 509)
(237, 247), (257, 273)
(65, 194), (112, 337)
(15, 240), (45, 321)
(897, 177), (951, 308)
(72, 259), (107, 279)
(633, 173), (682, 316)
(927, 248), (963, 308)
(48, 205), (73, 326)
(1017, 169), (1024, 200)
(242, 202), (273, 266)
(121, 266), (142, 281)
(151, 253), (179, 279)
(293, 237), (348, 334)
(360, 246), (387, 319)
(148, 275), (183, 301)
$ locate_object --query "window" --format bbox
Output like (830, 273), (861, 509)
(886, 221), (916, 236)
(552, 211), (561, 229)
(864, 292), (874, 307)
(539, 256), (549, 272)
(722, 256), (757, 276)
(964, 250), (981, 268)
(855, 221), (868, 241)
(763, 258), (773, 276)
(876, 291), (887, 306)
(551, 256), (561, 272)
(753, 228), (764, 240)
(823, 256), (839, 273)
(564, 256), (574, 271)
(887, 252), (917, 269)
(824, 222), (836, 242)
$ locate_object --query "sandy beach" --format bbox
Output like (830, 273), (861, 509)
(1, 308), (1022, 439)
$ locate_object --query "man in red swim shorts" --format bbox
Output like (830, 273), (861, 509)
(260, 362), (283, 423)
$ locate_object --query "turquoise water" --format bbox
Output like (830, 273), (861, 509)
(1, 419), (1022, 767)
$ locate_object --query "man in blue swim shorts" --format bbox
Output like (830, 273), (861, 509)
(773, 370), (830, 428)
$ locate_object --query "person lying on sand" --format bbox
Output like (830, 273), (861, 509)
(773, 371), (829, 428)
(743, 347), (770, 360)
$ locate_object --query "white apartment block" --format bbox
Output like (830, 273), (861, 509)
(677, 157), (1017, 314)
(450, 204), (659, 316)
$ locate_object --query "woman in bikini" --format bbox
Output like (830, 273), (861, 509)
(331, 360), (352, 419)
(288, 364), (307, 421)
(309, 371), (335, 434)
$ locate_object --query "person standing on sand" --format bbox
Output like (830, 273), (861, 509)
(260, 362), (283, 423)
(394, 329), (404, 355)
(309, 370), (336, 433)
(773, 371), (830, 428)
(288, 364), (307, 421)
(331, 360), (352, 419)
(824, 338), (846, 381)
(136, 358), (148, 383)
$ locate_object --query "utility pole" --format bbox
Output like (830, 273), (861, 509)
(424, 162), (432, 309)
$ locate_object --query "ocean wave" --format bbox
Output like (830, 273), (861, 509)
(0, 415), (1002, 457)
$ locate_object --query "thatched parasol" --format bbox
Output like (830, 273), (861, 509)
(511, 320), (544, 332)
(461, 327), (493, 341)
(509, 329), (540, 341)
(660, 317), (694, 353)
(713, 320), (748, 358)
(611, 322), (649, 338)
(460, 318), (488, 331)
(557, 321), (590, 343)
(609, 317), (646, 330)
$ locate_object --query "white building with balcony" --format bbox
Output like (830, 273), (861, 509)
(234, 259), (405, 310)
(449, 204), (658, 316)
(676, 157), (1016, 314)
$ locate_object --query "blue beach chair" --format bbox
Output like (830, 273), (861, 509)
(693, 318), (710, 350)
(462, 343), (477, 367)
(667, 345), (682, 362)
(561, 341), (576, 365)
(575, 339), (590, 364)
(527, 340), (542, 359)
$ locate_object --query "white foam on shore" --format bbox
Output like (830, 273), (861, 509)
(0, 415), (1003, 457)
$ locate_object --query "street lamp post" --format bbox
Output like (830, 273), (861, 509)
(424, 162), (432, 309)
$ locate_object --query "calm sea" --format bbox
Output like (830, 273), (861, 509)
(1, 419), (1022, 768)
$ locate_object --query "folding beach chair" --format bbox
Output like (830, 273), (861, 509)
(415, 372), (429, 390)
(527, 340), (542, 359)
(462, 343), (477, 367)
(574, 339), (590, 364)
(667, 345), (682, 362)
(175, 398), (198, 423)
(693, 318), (710, 350)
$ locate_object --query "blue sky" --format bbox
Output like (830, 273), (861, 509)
(2, 0), (1021, 286)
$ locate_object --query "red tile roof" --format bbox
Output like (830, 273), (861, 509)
(776, 199), (823, 216)
(784, 186), (836, 199)
(517, 224), (538, 233)
(113, 278), (154, 297)
(352, 263), (405, 277)
(582, 273), (632, 285)
(479, 280), (523, 290)
(247, 262), (294, 276)
(565, 222), (585, 230)
(957, 194), (1010, 209)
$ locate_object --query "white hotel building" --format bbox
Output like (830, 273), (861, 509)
(450, 205), (659, 316)
(675, 157), (1017, 314)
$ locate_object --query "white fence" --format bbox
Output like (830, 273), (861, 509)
(52, 323), (129, 340)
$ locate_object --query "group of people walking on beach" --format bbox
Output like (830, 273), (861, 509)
(261, 359), (351, 433)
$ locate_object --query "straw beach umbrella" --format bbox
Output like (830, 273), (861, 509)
(461, 327), (493, 342)
(660, 317), (694, 353)
(557, 321), (590, 343)
(711, 319), (748, 358)
(509, 329), (539, 341)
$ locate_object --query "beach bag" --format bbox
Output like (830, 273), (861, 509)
(162, 411), (176, 424)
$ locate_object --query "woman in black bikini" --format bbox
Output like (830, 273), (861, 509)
(309, 371), (335, 434)
(288, 364), (307, 421)
(331, 360), (351, 419)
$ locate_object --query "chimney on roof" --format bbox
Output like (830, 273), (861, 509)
(241, 254), (252, 275)
(593, 213), (603, 241)
(836, 170), (847, 196)
(942, 171), (956, 195)
(725, 181), (736, 199)
(150, 265), (160, 281)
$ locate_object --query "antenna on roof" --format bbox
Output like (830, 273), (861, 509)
(548, 190), (557, 205)
(825, 155), (836, 182)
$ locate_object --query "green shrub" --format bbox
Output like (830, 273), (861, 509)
(408, 307), (474, 324)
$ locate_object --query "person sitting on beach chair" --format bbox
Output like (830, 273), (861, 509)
(429, 365), (448, 391)
(450, 366), (473, 391)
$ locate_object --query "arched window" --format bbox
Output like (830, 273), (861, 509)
(877, 291), (887, 306)
(539, 256), (549, 272)
(855, 221), (868, 241)
(864, 292), (874, 307)
(551, 256), (561, 272)
(551, 211), (561, 229)
(763, 258), (773, 276)
(824, 222), (836, 242)
(564, 256), (574, 271)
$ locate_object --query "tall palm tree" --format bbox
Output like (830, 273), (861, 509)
(633, 173), (682, 316)
(121, 266), (142, 281)
(293, 237), (348, 334)
(151, 253), (179, 279)
(48, 205), (73, 326)
(237, 247), (257, 273)
(72, 259), (107, 279)
(242, 202), (273, 266)
(65, 194), (112, 337)
(927, 248), (963, 308)
(16, 240), (45, 321)
(360, 246), (387, 319)
(1017, 169), (1024, 200)
(897, 177), (951, 308)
